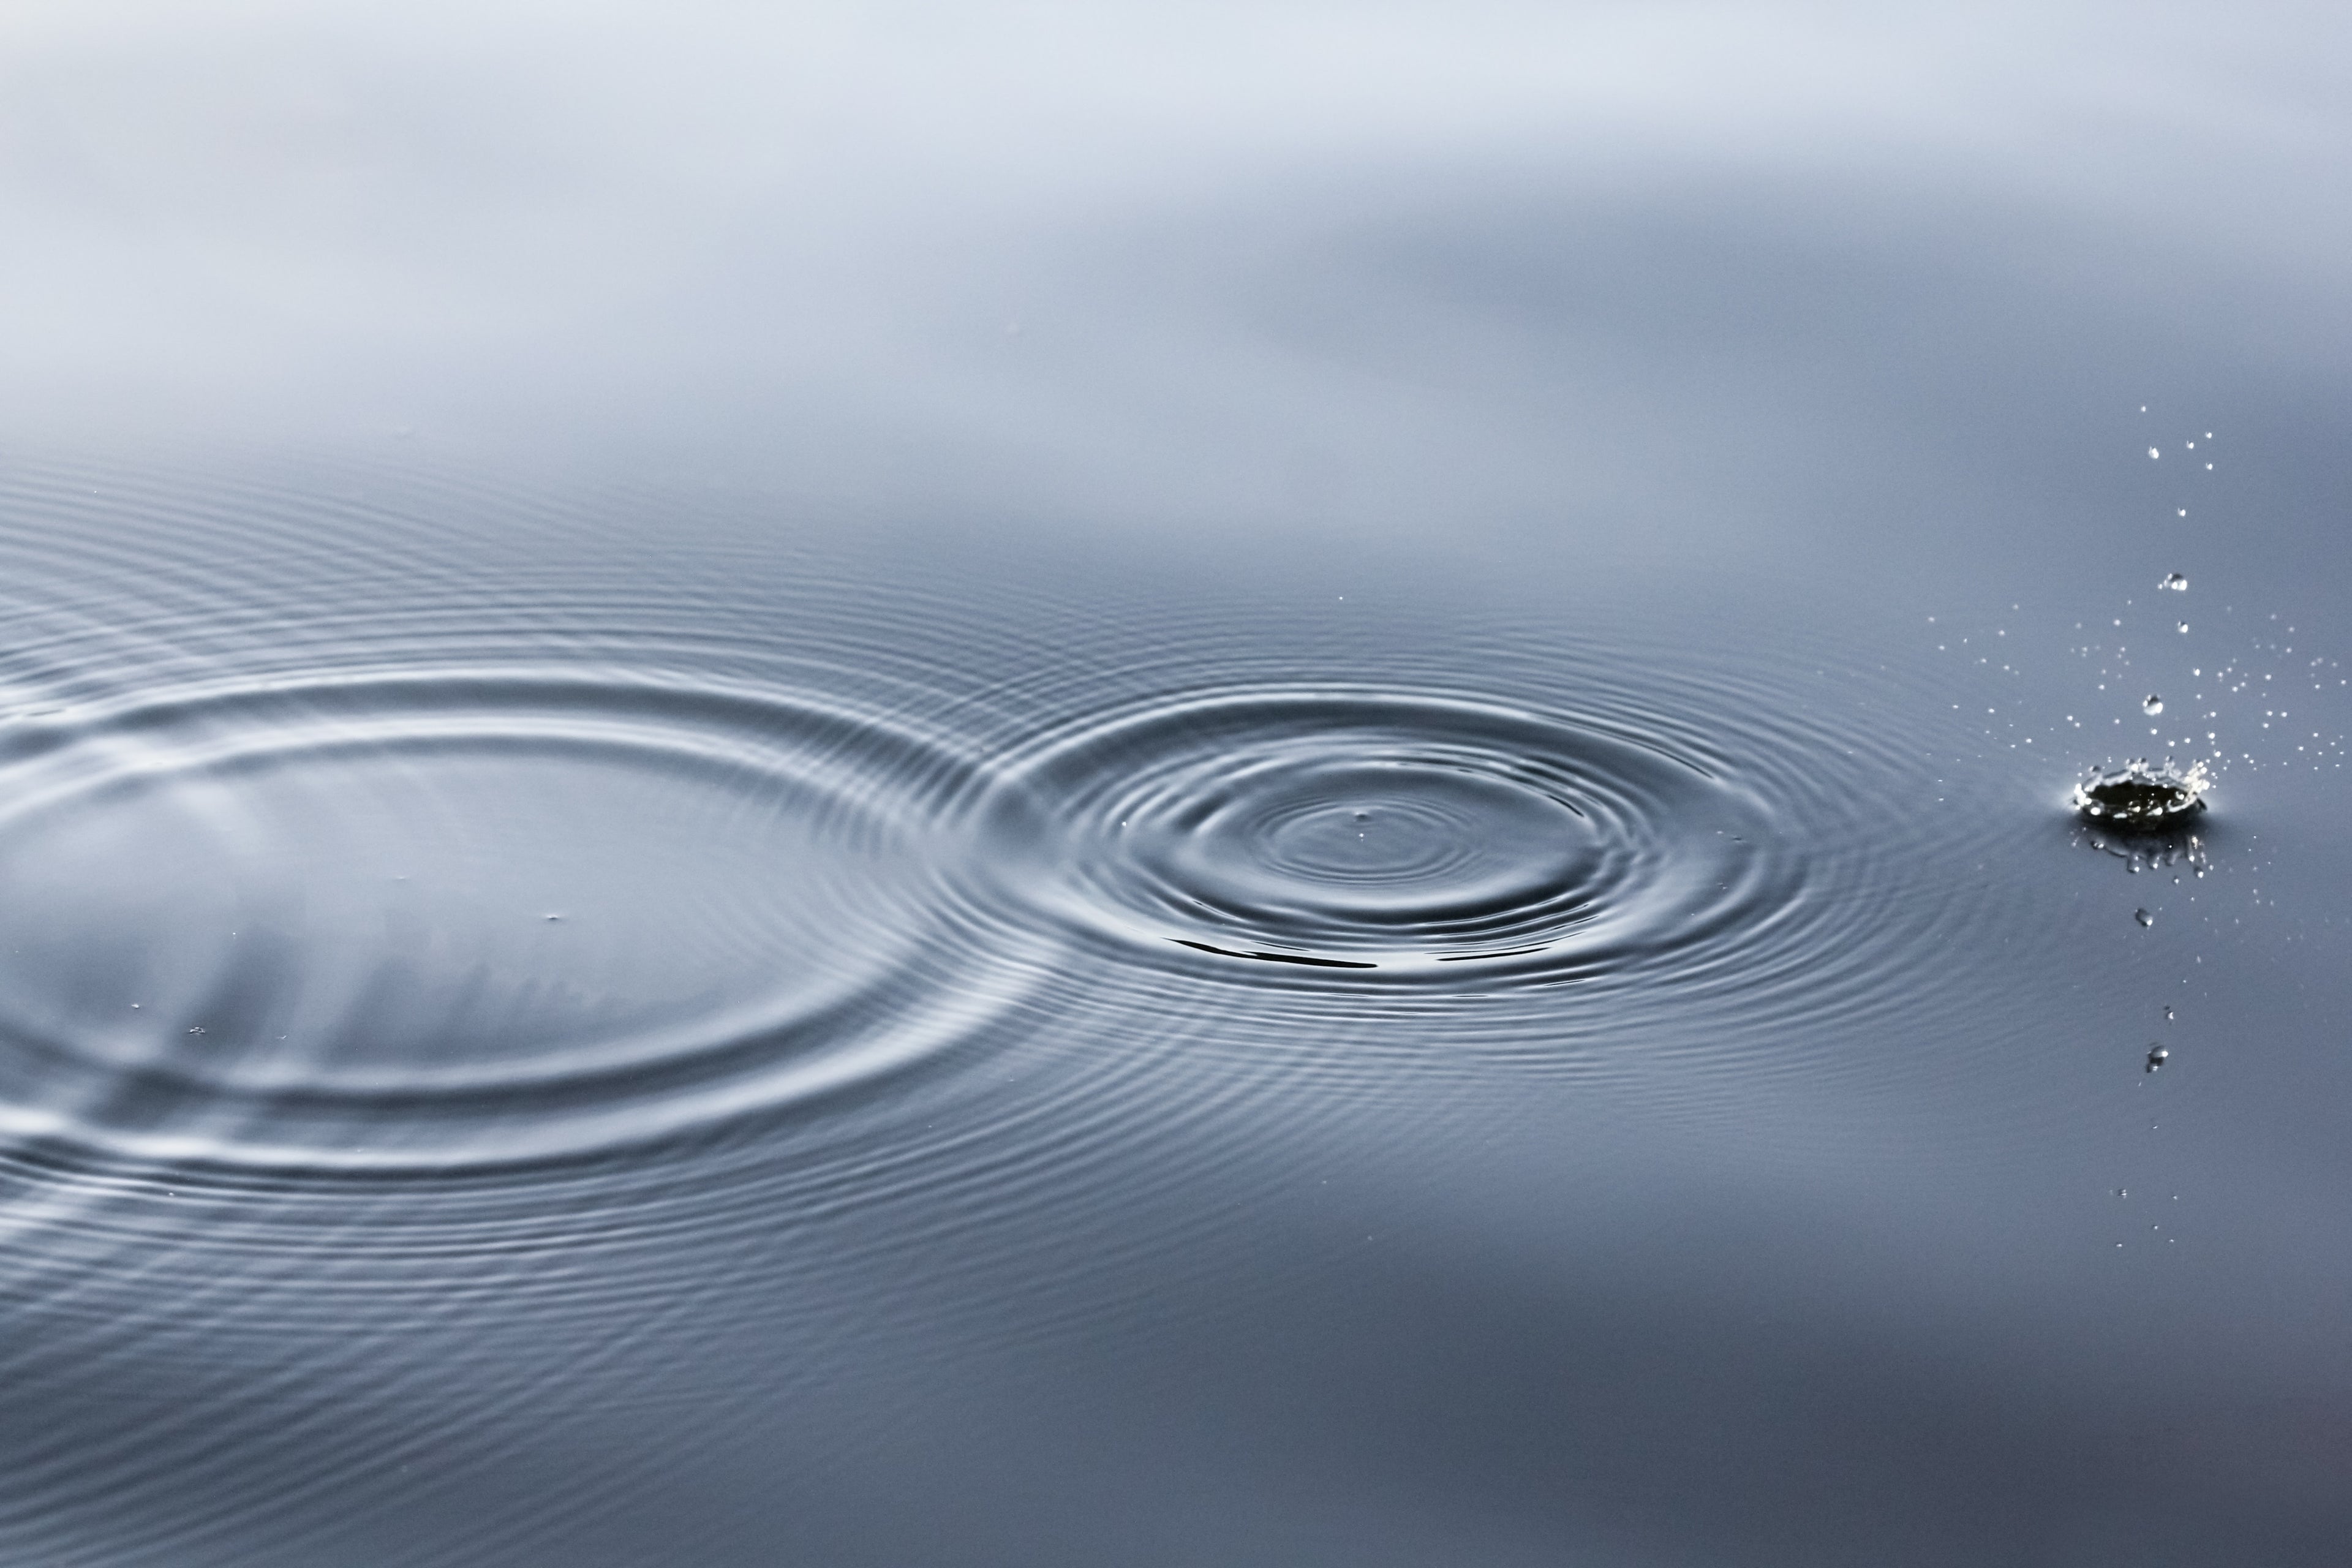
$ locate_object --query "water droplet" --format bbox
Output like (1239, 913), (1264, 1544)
(2162, 1005), (2174, 1022)
(2145, 1045), (2168, 1072)
(2143, 695), (2163, 715)
(2176, 622), (2188, 634)
(2134, 908), (2154, 927)
(2160, 573), (2188, 592)
(2148, 447), (2162, 459)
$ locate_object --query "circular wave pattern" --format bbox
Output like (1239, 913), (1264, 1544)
(975, 689), (1784, 986)
(0, 671), (1019, 1174)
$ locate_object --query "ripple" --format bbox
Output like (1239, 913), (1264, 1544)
(0, 670), (1020, 1174)
(974, 688), (1785, 988)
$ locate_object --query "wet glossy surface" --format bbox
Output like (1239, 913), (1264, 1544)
(3, 5), (2351, 1564)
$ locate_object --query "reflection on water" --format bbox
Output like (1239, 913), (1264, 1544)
(2076, 816), (2211, 878)
(4, 4), (2352, 1564)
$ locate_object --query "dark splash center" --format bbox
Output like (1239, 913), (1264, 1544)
(2071, 759), (2211, 828)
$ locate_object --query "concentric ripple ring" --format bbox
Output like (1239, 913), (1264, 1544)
(971, 687), (1790, 988)
(0, 670), (1021, 1174)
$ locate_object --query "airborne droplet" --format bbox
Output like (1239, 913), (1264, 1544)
(2146, 1045), (2169, 1072)
(2143, 695), (2163, 715)
(2160, 572), (2188, 591)
(2134, 908), (2155, 928)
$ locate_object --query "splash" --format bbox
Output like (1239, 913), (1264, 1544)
(2070, 757), (2210, 828)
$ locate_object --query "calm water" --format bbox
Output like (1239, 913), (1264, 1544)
(4, 6), (2352, 1564)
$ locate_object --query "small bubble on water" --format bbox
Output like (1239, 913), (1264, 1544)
(2146, 1045), (2168, 1072)
(2160, 573), (2188, 591)
(2143, 695), (2163, 715)
(2176, 622), (2188, 634)
(2134, 908), (2155, 927)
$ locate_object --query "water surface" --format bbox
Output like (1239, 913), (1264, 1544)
(3, 5), (2351, 1564)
